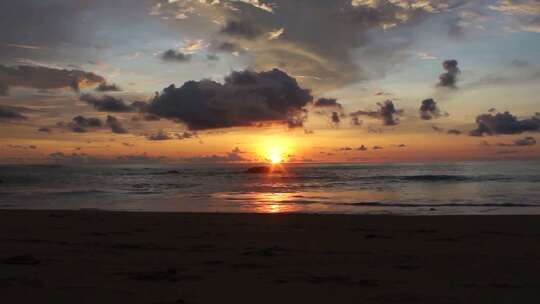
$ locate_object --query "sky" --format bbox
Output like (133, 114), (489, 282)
(0, 0), (539, 164)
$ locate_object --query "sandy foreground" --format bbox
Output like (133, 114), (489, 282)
(1, 210), (540, 303)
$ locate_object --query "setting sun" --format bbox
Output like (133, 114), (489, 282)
(255, 136), (294, 164)
(269, 152), (283, 164)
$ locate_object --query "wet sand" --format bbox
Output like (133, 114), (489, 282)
(1, 210), (539, 303)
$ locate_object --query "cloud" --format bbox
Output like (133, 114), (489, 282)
(186, 148), (248, 162)
(498, 136), (536, 147)
(0, 106), (27, 121)
(372, 145), (383, 150)
(147, 130), (196, 141)
(419, 98), (447, 120)
(357, 145), (368, 151)
(96, 82), (121, 92)
(312, 98), (343, 125)
(146, 68), (313, 130)
(232, 147), (246, 154)
(437, 59), (460, 88)
(232, 0), (275, 13)
(470, 111), (540, 136)
(490, 0), (540, 33)
(80, 94), (134, 112)
(58, 115), (127, 134)
(7, 144), (37, 150)
(331, 112), (341, 125)
(513, 136), (536, 146)
(447, 129), (462, 135)
(350, 100), (403, 126)
(267, 28), (284, 40)
(313, 98), (343, 110)
(58, 116), (102, 133)
(220, 20), (263, 39)
(153, 0), (469, 89)
(211, 41), (244, 54)
(161, 49), (192, 62)
(106, 115), (128, 134)
(0, 65), (105, 94)
(147, 130), (173, 141)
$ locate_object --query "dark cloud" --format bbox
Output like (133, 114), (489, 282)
(372, 145), (383, 150)
(211, 41), (244, 54)
(447, 129), (462, 135)
(7, 144), (37, 150)
(146, 69), (313, 130)
(351, 117), (363, 126)
(438, 59), (460, 88)
(312, 98), (343, 125)
(0, 65), (105, 94)
(0, 106), (26, 121)
(331, 112), (341, 125)
(357, 145), (368, 151)
(498, 137), (536, 147)
(80, 94), (133, 112)
(176, 131), (197, 140)
(38, 127), (51, 133)
(59, 115), (126, 135)
(313, 98), (342, 110)
(232, 147), (245, 154)
(106, 115), (127, 134)
(351, 100), (403, 126)
(419, 98), (447, 120)
(514, 136), (536, 146)
(470, 111), (540, 136)
(146, 130), (196, 141)
(161, 49), (192, 62)
(220, 20), (263, 39)
(71, 115), (102, 132)
(147, 130), (173, 141)
(337, 147), (353, 151)
(96, 82), (121, 92)
(0, 83), (8, 95)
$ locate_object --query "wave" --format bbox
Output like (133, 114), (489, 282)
(51, 189), (111, 196)
(340, 202), (540, 208)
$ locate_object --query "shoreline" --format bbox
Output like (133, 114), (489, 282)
(2, 209), (540, 303)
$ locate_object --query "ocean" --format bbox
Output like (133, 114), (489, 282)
(1, 160), (540, 215)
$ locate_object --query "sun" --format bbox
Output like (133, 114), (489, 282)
(255, 136), (294, 165)
(269, 152), (283, 164)
(266, 145), (284, 164)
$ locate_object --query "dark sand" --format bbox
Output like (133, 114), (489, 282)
(1, 210), (540, 303)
